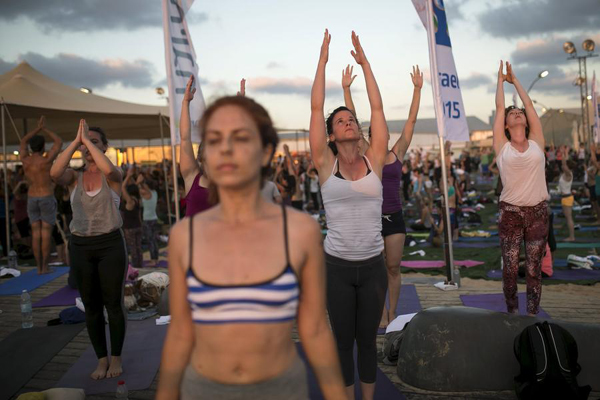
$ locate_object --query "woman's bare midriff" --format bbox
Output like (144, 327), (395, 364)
(189, 321), (297, 384)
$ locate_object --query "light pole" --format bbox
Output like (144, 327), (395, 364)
(527, 70), (549, 93)
(563, 39), (598, 148)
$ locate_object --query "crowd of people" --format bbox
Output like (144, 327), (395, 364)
(3, 30), (600, 400)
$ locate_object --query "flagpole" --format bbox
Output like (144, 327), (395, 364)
(159, 113), (173, 227)
(425, 0), (459, 286)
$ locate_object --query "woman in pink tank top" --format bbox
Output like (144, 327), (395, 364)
(493, 61), (549, 317)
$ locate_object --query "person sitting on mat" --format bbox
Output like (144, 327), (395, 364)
(156, 95), (346, 400)
(493, 61), (549, 316)
(51, 120), (128, 379)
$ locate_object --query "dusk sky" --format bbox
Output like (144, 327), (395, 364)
(1, 0), (599, 131)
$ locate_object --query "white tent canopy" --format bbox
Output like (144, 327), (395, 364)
(0, 62), (170, 145)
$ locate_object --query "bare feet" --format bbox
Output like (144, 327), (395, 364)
(91, 357), (109, 380)
(107, 356), (123, 378)
(39, 268), (55, 275)
(379, 309), (389, 329)
(564, 237), (575, 242)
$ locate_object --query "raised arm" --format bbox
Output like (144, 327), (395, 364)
(591, 142), (599, 169)
(121, 167), (137, 210)
(392, 65), (423, 159)
(342, 64), (357, 114)
(19, 116), (43, 160)
(351, 31), (388, 169)
(560, 146), (573, 181)
(283, 144), (298, 176)
(309, 29), (334, 171)
(506, 62), (544, 149)
(179, 76), (200, 191)
(237, 78), (246, 96)
(42, 120), (63, 161)
(493, 61), (509, 155)
(80, 120), (122, 185)
(50, 123), (80, 187)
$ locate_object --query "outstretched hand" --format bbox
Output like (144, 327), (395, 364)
(37, 115), (46, 130)
(342, 65), (357, 89)
(410, 65), (423, 89)
(350, 31), (368, 65)
(319, 29), (331, 63)
(498, 60), (516, 85)
(183, 75), (196, 102)
(237, 78), (246, 96)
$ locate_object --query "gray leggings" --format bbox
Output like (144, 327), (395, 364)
(326, 252), (387, 386)
(181, 357), (309, 400)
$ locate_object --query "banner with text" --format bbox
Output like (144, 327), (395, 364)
(162, 0), (205, 144)
(412, 0), (469, 142)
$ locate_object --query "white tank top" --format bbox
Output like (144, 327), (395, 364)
(321, 157), (384, 261)
(558, 173), (572, 196)
(497, 140), (549, 206)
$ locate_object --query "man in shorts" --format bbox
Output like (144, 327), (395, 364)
(20, 116), (63, 274)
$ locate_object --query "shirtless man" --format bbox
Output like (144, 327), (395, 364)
(20, 116), (63, 274)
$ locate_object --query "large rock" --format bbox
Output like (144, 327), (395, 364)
(397, 306), (600, 392)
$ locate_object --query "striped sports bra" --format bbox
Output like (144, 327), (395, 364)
(186, 205), (300, 324)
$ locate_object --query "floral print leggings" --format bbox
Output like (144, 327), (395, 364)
(499, 201), (548, 315)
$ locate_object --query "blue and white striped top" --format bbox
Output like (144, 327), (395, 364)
(186, 205), (300, 324)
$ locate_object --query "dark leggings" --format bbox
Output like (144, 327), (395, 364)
(142, 220), (160, 261)
(325, 253), (387, 386)
(70, 230), (128, 358)
(124, 227), (143, 269)
(499, 201), (548, 315)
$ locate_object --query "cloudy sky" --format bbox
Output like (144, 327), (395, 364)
(1, 0), (599, 130)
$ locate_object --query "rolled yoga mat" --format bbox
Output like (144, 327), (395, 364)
(487, 268), (600, 281)
(0, 267), (69, 295)
(396, 307), (600, 393)
(460, 292), (550, 318)
(33, 285), (79, 308)
(0, 323), (85, 400)
(296, 343), (406, 399)
(378, 284), (422, 335)
(56, 317), (167, 395)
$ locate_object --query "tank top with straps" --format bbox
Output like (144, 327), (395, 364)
(186, 205), (300, 324)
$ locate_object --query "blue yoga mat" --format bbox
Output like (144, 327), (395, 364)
(486, 268), (600, 281)
(0, 267), (69, 295)
(557, 242), (600, 249)
(554, 258), (600, 268)
(460, 292), (550, 318)
(378, 285), (422, 335)
(296, 343), (406, 399)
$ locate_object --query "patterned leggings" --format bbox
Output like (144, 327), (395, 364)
(499, 201), (548, 315)
(123, 227), (143, 270)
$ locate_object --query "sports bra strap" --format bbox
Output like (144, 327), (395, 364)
(281, 204), (290, 266)
(188, 215), (195, 270)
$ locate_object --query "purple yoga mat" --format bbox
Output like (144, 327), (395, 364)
(378, 285), (421, 335)
(401, 260), (484, 269)
(56, 317), (167, 394)
(33, 285), (79, 308)
(460, 292), (550, 318)
(296, 343), (406, 399)
(142, 260), (168, 268)
(487, 268), (600, 281)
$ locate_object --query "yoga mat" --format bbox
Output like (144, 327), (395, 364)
(554, 258), (600, 268)
(557, 242), (600, 249)
(0, 267), (69, 295)
(296, 343), (406, 399)
(458, 237), (498, 242)
(401, 260), (484, 269)
(33, 285), (79, 308)
(577, 226), (600, 232)
(0, 323), (85, 400)
(378, 285), (422, 335)
(453, 242), (498, 248)
(142, 259), (168, 268)
(486, 269), (600, 281)
(460, 292), (550, 318)
(56, 317), (167, 394)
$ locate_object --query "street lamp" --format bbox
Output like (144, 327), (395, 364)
(80, 87), (92, 94)
(527, 70), (549, 93)
(563, 39), (598, 147)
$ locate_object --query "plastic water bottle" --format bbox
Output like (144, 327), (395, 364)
(115, 380), (128, 399)
(21, 290), (33, 328)
(8, 250), (18, 269)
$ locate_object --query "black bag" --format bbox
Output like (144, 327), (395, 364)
(514, 321), (591, 400)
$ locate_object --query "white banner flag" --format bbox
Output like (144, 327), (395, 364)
(412, 0), (469, 142)
(162, 0), (205, 144)
(592, 71), (599, 144)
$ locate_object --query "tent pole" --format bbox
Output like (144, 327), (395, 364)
(1, 103), (11, 263)
(0, 97), (22, 141)
(159, 114), (173, 228)
(439, 137), (460, 287)
(170, 141), (180, 222)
